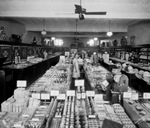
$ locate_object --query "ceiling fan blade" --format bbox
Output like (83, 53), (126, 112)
(84, 11), (107, 15)
(75, 4), (82, 14)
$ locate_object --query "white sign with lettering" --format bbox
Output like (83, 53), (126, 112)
(51, 90), (59, 96)
(17, 80), (27, 88)
(32, 93), (40, 99)
(143, 93), (150, 99)
(75, 80), (84, 86)
(57, 94), (66, 100)
(41, 93), (50, 100)
(86, 91), (95, 97)
(123, 92), (132, 99)
(67, 90), (75, 96)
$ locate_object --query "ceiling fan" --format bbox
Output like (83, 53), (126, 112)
(75, 0), (107, 20)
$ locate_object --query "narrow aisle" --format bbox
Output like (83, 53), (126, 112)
(70, 69), (91, 90)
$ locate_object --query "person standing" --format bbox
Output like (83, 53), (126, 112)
(72, 54), (80, 79)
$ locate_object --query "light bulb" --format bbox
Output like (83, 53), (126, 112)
(41, 30), (47, 35)
(106, 31), (113, 37)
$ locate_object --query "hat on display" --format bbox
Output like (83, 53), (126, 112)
(127, 65), (134, 73)
(139, 70), (144, 76)
(143, 71), (150, 77)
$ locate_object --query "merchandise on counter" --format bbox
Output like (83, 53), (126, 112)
(29, 63), (72, 94)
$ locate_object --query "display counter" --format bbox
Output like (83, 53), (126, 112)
(0, 55), (60, 103)
(123, 99), (150, 128)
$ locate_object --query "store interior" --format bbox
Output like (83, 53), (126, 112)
(0, 0), (150, 128)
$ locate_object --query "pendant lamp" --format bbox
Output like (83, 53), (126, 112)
(41, 19), (47, 35)
(106, 20), (113, 37)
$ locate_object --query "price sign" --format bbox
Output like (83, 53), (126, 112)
(143, 93), (150, 99)
(51, 90), (59, 96)
(75, 80), (84, 86)
(32, 93), (40, 99)
(77, 93), (81, 99)
(82, 93), (86, 99)
(102, 80), (109, 87)
(67, 90), (75, 96)
(86, 91), (95, 97)
(123, 92), (132, 99)
(131, 93), (139, 100)
(17, 80), (27, 88)
(57, 94), (66, 100)
(41, 93), (50, 100)
(95, 94), (103, 101)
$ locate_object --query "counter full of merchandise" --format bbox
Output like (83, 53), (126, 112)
(84, 63), (112, 93)
(123, 98), (150, 128)
(0, 55), (60, 103)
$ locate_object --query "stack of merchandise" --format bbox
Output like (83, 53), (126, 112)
(1, 88), (29, 113)
(59, 96), (75, 128)
(85, 64), (110, 91)
(113, 104), (136, 128)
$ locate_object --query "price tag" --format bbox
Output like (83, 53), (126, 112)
(41, 93), (50, 100)
(51, 90), (59, 96)
(57, 94), (66, 100)
(77, 93), (81, 99)
(143, 93), (150, 99)
(17, 80), (27, 88)
(75, 80), (84, 86)
(102, 80), (109, 87)
(32, 93), (40, 99)
(89, 115), (96, 118)
(131, 93), (139, 100)
(86, 91), (95, 97)
(95, 94), (103, 101)
(123, 92), (132, 99)
(82, 93), (86, 99)
(67, 90), (75, 96)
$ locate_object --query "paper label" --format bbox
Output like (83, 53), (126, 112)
(51, 90), (59, 96)
(123, 92), (132, 99)
(143, 93), (150, 99)
(82, 93), (86, 99)
(75, 80), (84, 86)
(86, 91), (95, 97)
(102, 80), (109, 87)
(77, 93), (81, 99)
(67, 90), (75, 96)
(41, 93), (50, 100)
(95, 94), (103, 101)
(57, 94), (66, 100)
(17, 80), (27, 88)
(131, 93), (139, 100)
(89, 115), (96, 118)
(32, 93), (40, 99)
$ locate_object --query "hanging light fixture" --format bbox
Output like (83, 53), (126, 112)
(106, 20), (113, 37)
(41, 19), (47, 35)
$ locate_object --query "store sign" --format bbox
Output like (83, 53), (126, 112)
(123, 92), (132, 99)
(102, 80), (109, 87)
(86, 91), (95, 97)
(143, 93), (150, 99)
(75, 79), (84, 86)
(51, 90), (59, 96)
(67, 90), (75, 96)
(32, 93), (40, 99)
(17, 80), (27, 88)
(57, 94), (66, 100)
(131, 93), (139, 100)
(41, 93), (50, 100)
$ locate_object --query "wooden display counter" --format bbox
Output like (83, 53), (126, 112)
(123, 99), (150, 128)
(0, 55), (59, 103)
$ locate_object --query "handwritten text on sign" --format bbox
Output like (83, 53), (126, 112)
(17, 80), (27, 88)
(143, 93), (150, 99)
(75, 80), (84, 86)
